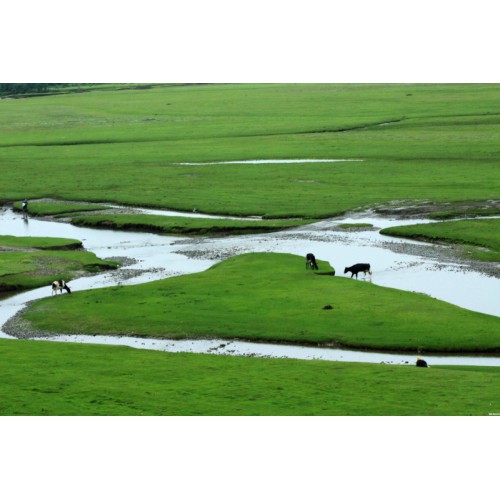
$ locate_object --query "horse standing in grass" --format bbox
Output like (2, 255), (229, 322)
(51, 280), (71, 295)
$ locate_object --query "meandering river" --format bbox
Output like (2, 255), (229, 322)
(1, 204), (499, 366)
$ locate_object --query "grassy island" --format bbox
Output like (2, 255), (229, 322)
(0, 235), (118, 291)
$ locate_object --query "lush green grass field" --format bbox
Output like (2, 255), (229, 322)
(1, 84), (499, 217)
(0, 236), (118, 291)
(381, 218), (500, 262)
(2, 84), (500, 416)
(20, 253), (500, 352)
(1, 338), (500, 416)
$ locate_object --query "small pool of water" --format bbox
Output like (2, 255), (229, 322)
(176, 158), (364, 165)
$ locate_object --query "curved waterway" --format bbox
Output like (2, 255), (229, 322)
(1, 205), (499, 366)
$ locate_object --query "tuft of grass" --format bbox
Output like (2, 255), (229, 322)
(338, 223), (374, 229)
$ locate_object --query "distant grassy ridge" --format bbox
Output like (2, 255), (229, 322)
(70, 213), (317, 235)
(0, 84), (499, 217)
(2, 338), (500, 415)
(20, 253), (500, 353)
(0, 83), (188, 99)
(381, 218), (500, 262)
(0, 235), (118, 292)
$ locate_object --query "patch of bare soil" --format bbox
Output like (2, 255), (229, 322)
(2, 302), (50, 339)
(370, 199), (500, 219)
(377, 239), (500, 278)
(0, 246), (37, 252)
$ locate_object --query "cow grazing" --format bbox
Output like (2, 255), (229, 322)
(306, 253), (319, 270)
(344, 263), (371, 279)
(52, 280), (71, 295)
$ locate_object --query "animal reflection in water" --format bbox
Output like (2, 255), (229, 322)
(306, 253), (319, 270)
(51, 280), (71, 295)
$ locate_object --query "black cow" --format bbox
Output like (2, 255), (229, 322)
(344, 263), (371, 279)
(306, 253), (319, 270)
(52, 279), (71, 295)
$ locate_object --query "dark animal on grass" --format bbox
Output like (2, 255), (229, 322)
(306, 253), (318, 270)
(344, 263), (371, 279)
(416, 358), (428, 368)
(51, 279), (71, 295)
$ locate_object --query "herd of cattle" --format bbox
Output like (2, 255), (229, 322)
(51, 254), (371, 297)
(306, 253), (372, 279)
(52, 255), (369, 297)
(48, 256), (429, 367)
(304, 253), (428, 367)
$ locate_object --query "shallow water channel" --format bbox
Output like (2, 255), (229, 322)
(1, 205), (499, 366)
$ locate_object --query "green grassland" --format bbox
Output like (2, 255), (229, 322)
(381, 218), (500, 262)
(70, 213), (318, 235)
(20, 253), (500, 353)
(2, 84), (500, 416)
(0, 83), (499, 217)
(0, 235), (118, 291)
(0, 234), (82, 250)
(1, 338), (500, 416)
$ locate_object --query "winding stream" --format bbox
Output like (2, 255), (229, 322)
(1, 205), (499, 366)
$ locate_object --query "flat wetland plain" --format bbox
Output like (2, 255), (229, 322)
(1, 83), (500, 415)
(1, 83), (499, 217)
